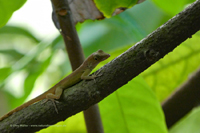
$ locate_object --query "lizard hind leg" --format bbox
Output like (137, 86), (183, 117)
(42, 86), (63, 114)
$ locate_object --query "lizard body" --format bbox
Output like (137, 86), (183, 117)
(0, 50), (110, 121)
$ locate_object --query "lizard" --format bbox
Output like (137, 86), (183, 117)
(0, 49), (110, 121)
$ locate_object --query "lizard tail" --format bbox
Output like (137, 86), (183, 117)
(0, 90), (50, 121)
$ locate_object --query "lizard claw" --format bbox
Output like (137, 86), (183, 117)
(93, 70), (103, 78)
(93, 78), (97, 83)
(41, 99), (58, 114)
(50, 99), (58, 114)
(92, 71), (103, 83)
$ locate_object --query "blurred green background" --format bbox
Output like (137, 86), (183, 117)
(0, 0), (199, 132)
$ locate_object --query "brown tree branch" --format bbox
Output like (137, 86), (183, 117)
(1, 0), (200, 132)
(51, 0), (84, 67)
(162, 67), (200, 128)
(51, 0), (104, 133)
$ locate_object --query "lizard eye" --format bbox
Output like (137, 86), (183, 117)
(94, 55), (99, 60)
(94, 54), (101, 61)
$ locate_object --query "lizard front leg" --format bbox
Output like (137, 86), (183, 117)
(81, 69), (102, 83)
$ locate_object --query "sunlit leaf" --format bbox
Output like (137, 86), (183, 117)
(0, 0), (26, 27)
(0, 67), (12, 84)
(170, 107), (200, 133)
(94, 0), (143, 17)
(142, 33), (200, 101)
(100, 76), (167, 133)
(151, 0), (195, 16)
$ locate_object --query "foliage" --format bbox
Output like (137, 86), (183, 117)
(94, 0), (140, 17)
(169, 107), (200, 133)
(151, 0), (195, 15)
(100, 76), (167, 133)
(0, 0), (26, 27)
(0, 0), (198, 133)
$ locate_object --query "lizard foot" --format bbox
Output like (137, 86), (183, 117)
(41, 99), (58, 114)
(92, 70), (103, 83)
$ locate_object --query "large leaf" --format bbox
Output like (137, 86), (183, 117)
(151, 0), (195, 16)
(142, 33), (200, 101)
(94, 0), (143, 17)
(0, 0), (26, 27)
(39, 112), (86, 133)
(99, 76), (167, 133)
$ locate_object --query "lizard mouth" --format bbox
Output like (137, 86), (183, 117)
(103, 54), (110, 60)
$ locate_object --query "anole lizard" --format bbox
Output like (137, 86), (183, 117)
(0, 49), (110, 121)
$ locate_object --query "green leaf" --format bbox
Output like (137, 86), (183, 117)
(0, 0), (27, 27)
(169, 107), (200, 133)
(0, 49), (24, 60)
(0, 67), (12, 84)
(94, 0), (140, 17)
(142, 33), (200, 101)
(23, 56), (53, 99)
(151, 0), (195, 16)
(99, 76), (167, 133)
(0, 26), (40, 43)
(12, 40), (52, 71)
(39, 113), (86, 133)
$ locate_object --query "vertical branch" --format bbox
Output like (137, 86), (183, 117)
(50, 0), (104, 132)
(51, 0), (84, 68)
(83, 105), (104, 133)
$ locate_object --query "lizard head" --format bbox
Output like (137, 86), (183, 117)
(93, 50), (110, 62)
(85, 50), (110, 69)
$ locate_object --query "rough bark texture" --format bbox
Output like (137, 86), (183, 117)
(1, 0), (200, 132)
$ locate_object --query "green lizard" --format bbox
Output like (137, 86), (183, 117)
(0, 49), (110, 121)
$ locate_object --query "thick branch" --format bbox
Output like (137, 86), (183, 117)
(1, 0), (200, 132)
(162, 67), (200, 128)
